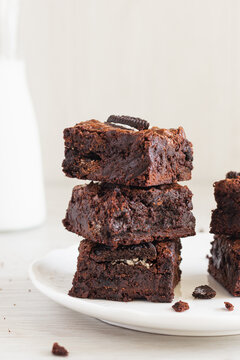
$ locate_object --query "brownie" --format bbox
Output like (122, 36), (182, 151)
(210, 172), (240, 235)
(208, 235), (240, 296)
(62, 120), (193, 187)
(63, 182), (195, 247)
(210, 209), (240, 236)
(69, 239), (182, 302)
(214, 174), (240, 210)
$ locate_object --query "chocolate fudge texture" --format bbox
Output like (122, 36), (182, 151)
(62, 120), (193, 187)
(210, 172), (240, 235)
(63, 182), (195, 247)
(208, 235), (240, 296)
(69, 239), (182, 302)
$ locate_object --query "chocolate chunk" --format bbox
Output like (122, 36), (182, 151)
(226, 171), (240, 179)
(172, 300), (189, 312)
(52, 343), (68, 356)
(224, 302), (234, 311)
(192, 285), (216, 299)
(107, 115), (149, 131)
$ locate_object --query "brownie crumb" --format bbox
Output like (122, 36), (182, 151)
(192, 285), (216, 299)
(224, 302), (234, 311)
(172, 300), (189, 312)
(52, 343), (68, 357)
(226, 171), (240, 179)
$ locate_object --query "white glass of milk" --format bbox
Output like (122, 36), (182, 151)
(0, 0), (46, 230)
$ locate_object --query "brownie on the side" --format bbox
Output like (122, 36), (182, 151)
(62, 119), (193, 187)
(213, 172), (240, 211)
(210, 172), (240, 235)
(63, 182), (195, 247)
(208, 235), (240, 296)
(210, 209), (240, 236)
(69, 239), (182, 302)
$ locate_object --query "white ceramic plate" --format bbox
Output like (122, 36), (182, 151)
(29, 233), (240, 336)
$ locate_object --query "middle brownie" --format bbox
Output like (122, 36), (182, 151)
(63, 182), (195, 247)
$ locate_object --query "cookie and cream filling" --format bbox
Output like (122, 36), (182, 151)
(111, 257), (152, 269)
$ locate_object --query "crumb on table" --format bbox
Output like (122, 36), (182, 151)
(52, 343), (68, 357)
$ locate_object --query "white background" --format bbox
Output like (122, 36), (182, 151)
(20, 0), (240, 188)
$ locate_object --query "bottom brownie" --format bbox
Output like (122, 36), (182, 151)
(208, 235), (240, 296)
(69, 239), (182, 302)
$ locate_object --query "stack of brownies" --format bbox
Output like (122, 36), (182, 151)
(209, 171), (240, 296)
(62, 115), (195, 302)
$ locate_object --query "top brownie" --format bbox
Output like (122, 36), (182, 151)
(62, 119), (193, 187)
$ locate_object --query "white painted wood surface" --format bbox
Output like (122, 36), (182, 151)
(1, 184), (240, 359)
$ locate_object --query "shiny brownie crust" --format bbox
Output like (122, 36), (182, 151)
(63, 182), (195, 247)
(62, 120), (193, 187)
(69, 239), (182, 302)
(208, 235), (240, 296)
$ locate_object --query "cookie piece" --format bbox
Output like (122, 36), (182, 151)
(107, 115), (149, 130)
(192, 285), (216, 299)
(226, 171), (240, 179)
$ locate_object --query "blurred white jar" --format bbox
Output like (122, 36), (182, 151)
(0, 0), (46, 230)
